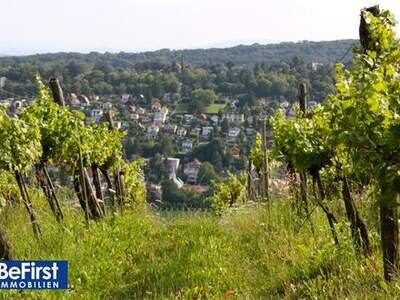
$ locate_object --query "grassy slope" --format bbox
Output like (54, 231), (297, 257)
(175, 102), (227, 114)
(204, 103), (227, 114)
(0, 194), (399, 299)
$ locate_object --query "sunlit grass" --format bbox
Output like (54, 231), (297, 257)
(0, 193), (399, 299)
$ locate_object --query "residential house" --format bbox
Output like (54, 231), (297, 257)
(154, 110), (168, 124)
(89, 95), (99, 102)
(121, 94), (131, 103)
(246, 128), (256, 136)
(146, 182), (162, 200)
(184, 159), (202, 184)
(201, 126), (213, 138)
(90, 109), (104, 121)
(181, 140), (193, 152)
(102, 102), (113, 110)
(152, 101), (162, 111)
(141, 115), (152, 123)
(112, 121), (122, 130)
(229, 146), (241, 158)
(228, 128), (241, 143)
(210, 115), (219, 125)
(78, 95), (90, 107)
(69, 93), (80, 106)
(176, 127), (187, 137)
(163, 124), (177, 135)
(147, 125), (160, 137)
(199, 113), (207, 121)
(129, 112), (139, 120)
(184, 114), (194, 123)
(222, 111), (244, 123)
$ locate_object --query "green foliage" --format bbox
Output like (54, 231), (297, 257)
(121, 159), (147, 209)
(250, 132), (264, 171)
(326, 9), (400, 193)
(270, 105), (333, 175)
(161, 180), (210, 209)
(189, 88), (217, 113)
(197, 162), (219, 185)
(20, 76), (125, 171)
(20, 76), (86, 166)
(0, 105), (41, 172)
(0, 171), (18, 205)
(0, 41), (346, 112)
(208, 172), (247, 214)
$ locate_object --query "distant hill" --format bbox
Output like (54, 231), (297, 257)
(0, 40), (357, 68)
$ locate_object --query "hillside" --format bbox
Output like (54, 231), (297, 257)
(0, 39), (356, 67)
(0, 196), (397, 299)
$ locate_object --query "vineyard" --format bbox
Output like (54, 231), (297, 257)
(0, 5), (400, 299)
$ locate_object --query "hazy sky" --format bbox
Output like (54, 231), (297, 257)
(1, 0), (400, 54)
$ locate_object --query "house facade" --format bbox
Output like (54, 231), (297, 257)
(184, 159), (202, 184)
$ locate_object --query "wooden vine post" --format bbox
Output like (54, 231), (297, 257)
(297, 83), (315, 234)
(14, 170), (41, 239)
(359, 5), (398, 280)
(339, 171), (371, 256)
(298, 83), (309, 211)
(92, 163), (105, 213)
(105, 110), (126, 209)
(49, 78), (65, 107)
(247, 158), (254, 202)
(78, 148), (91, 223)
(298, 85), (338, 245)
(77, 146), (104, 220)
(260, 118), (269, 201)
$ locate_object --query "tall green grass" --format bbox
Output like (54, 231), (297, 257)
(0, 193), (399, 299)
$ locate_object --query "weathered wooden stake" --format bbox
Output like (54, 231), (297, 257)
(78, 149), (91, 223)
(298, 82), (309, 211)
(313, 172), (339, 246)
(247, 158), (253, 201)
(83, 169), (104, 218)
(42, 165), (64, 221)
(92, 164), (106, 214)
(261, 119), (270, 202)
(48, 78), (65, 107)
(104, 110), (126, 209)
(341, 175), (371, 256)
(15, 171), (41, 239)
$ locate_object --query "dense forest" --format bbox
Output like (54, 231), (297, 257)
(0, 40), (354, 105)
(0, 39), (356, 67)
